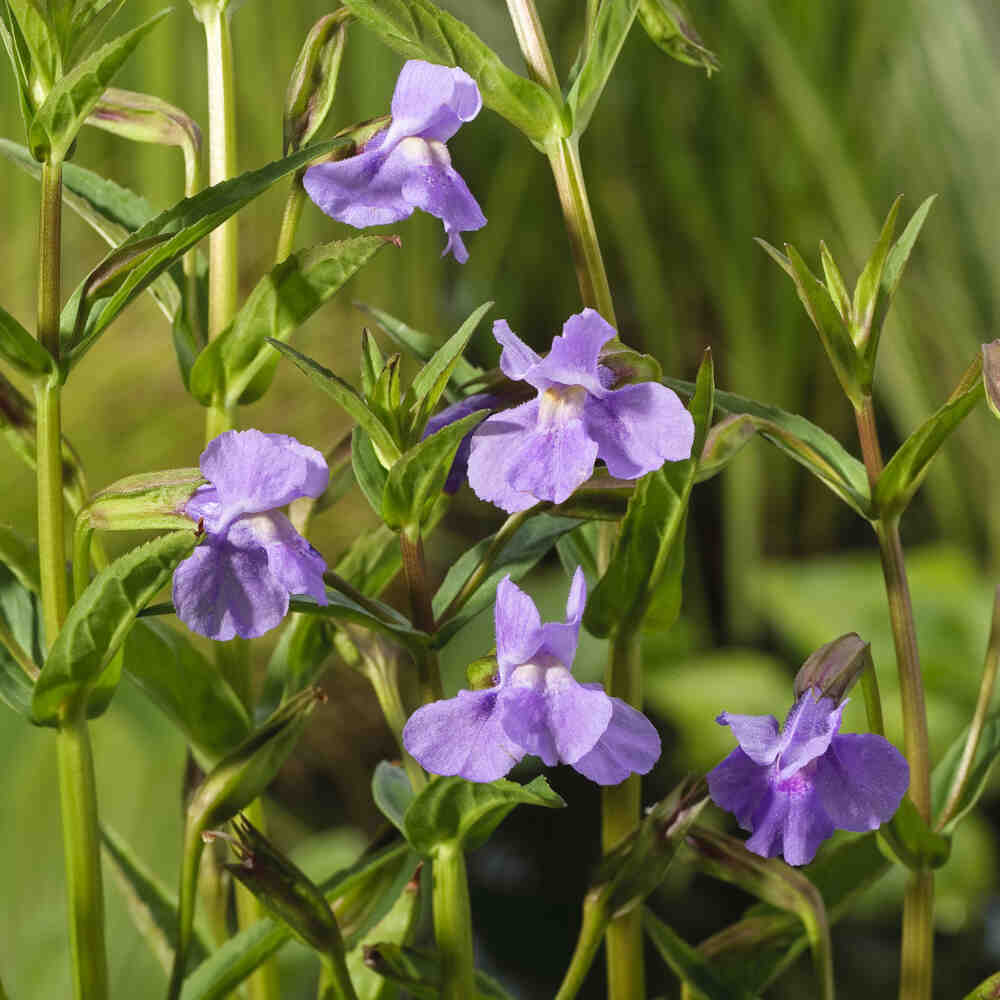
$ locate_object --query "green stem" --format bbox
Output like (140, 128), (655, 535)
(276, 174), (307, 264)
(937, 586), (1000, 831)
(36, 377), (68, 640)
(900, 870), (934, 1000)
(316, 947), (359, 1000)
(57, 702), (109, 1000)
(601, 627), (644, 1000)
(432, 844), (475, 1000)
(363, 649), (426, 792)
(399, 529), (443, 702)
(167, 820), (204, 1000)
(37, 160), (63, 360)
(504, 0), (560, 97)
(553, 894), (609, 1000)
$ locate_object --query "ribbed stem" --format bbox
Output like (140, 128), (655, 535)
(276, 174), (307, 264)
(400, 528), (443, 702)
(900, 871), (934, 1000)
(433, 844), (475, 1000)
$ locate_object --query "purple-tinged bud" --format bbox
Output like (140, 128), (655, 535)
(793, 633), (871, 705)
(983, 340), (1000, 421)
(284, 11), (350, 155)
(598, 339), (664, 387)
(82, 469), (205, 534)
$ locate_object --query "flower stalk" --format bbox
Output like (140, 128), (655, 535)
(400, 528), (443, 702)
(432, 843), (475, 1000)
(553, 894), (609, 1000)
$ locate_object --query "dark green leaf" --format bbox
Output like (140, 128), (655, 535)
(342, 0), (564, 146)
(555, 521), (601, 585)
(66, 0), (127, 66)
(269, 340), (400, 463)
(410, 300), (492, 431)
(874, 376), (984, 519)
(664, 377), (872, 517)
(351, 427), (389, 517)
(0, 301), (54, 376)
(362, 943), (514, 999)
(382, 410), (484, 531)
(636, 0), (719, 75)
(62, 137), (350, 371)
(28, 8), (168, 161)
(258, 613), (334, 722)
(190, 237), (392, 408)
(32, 530), (196, 724)
(644, 908), (755, 1000)
(102, 822), (211, 972)
(335, 522), (401, 597)
(403, 775), (564, 855)
(0, 520), (40, 594)
(852, 196), (900, 349)
(372, 761), (414, 834)
(356, 301), (483, 395)
(123, 620), (251, 762)
(932, 714), (1000, 835)
(0, 562), (39, 718)
(431, 514), (580, 647)
(567, 0), (640, 136)
(877, 797), (950, 870)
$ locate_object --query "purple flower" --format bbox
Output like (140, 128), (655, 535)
(707, 690), (909, 866)
(403, 568), (660, 785)
(421, 391), (498, 493)
(303, 60), (486, 262)
(466, 309), (695, 513)
(173, 430), (329, 641)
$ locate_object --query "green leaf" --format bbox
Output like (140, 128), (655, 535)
(877, 796), (950, 870)
(852, 196), (900, 349)
(409, 300), (492, 432)
(663, 377), (872, 517)
(644, 908), (755, 1000)
(258, 613), (334, 722)
(636, 0), (719, 75)
(190, 237), (392, 408)
(874, 375), (984, 519)
(32, 530), (196, 724)
(66, 0), (128, 66)
(123, 620), (251, 762)
(181, 842), (418, 1000)
(984, 340), (1000, 421)
(7, 0), (59, 88)
(0, 521), (40, 594)
(101, 822), (211, 973)
(335, 522), (402, 597)
(431, 514), (580, 647)
(372, 761), (415, 834)
(269, 340), (400, 464)
(932, 714), (1000, 835)
(402, 775), (564, 855)
(360, 328), (385, 398)
(342, 0), (564, 146)
(356, 301), (483, 396)
(0, 562), (41, 717)
(819, 241), (851, 322)
(567, 0), (640, 136)
(964, 970), (1000, 1000)
(0, 301), (54, 376)
(783, 243), (862, 407)
(27, 8), (169, 161)
(1, 0), (36, 133)
(351, 427), (389, 517)
(382, 410), (485, 531)
(62, 137), (349, 372)
(361, 943), (514, 999)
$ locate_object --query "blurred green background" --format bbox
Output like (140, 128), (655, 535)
(2, 0), (999, 996)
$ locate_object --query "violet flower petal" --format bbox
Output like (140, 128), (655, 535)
(775, 694), (844, 779)
(766, 784), (836, 867)
(197, 430), (328, 524)
(572, 695), (661, 785)
(493, 319), (543, 382)
(816, 734), (910, 832)
(466, 400), (545, 512)
(526, 308), (615, 394)
(172, 540), (290, 641)
(534, 566), (586, 667)
(706, 747), (774, 830)
(506, 417), (599, 505)
(422, 392), (498, 493)
(403, 688), (524, 782)
(229, 514), (328, 607)
(385, 61), (482, 144)
(584, 382), (695, 480)
(494, 574), (543, 680)
(714, 711), (782, 766)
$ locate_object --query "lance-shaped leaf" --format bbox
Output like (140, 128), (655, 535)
(62, 137), (350, 372)
(190, 237), (391, 408)
(32, 530), (196, 724)
(819, 241), (851, 322)
(664, 376), (872, 517)
(356, 301), (483, 396)
(983, 340), (1000, 421)
(382, 410), (485, 531)
(372, 761), (414, 834)
(361, 943), (513, 999)
(66, 0), (128, 66)
(269, 339), (400, 463)
(644, 909), (755, 1000)
(567, 0), (640, 136)
(637, 0), (719, 75)
(874, 370), (984, 519)
(284, 10), (350, 154)
(123, 620), (251, 763)
(352, 427), (389, 516)
(342, 0), (565, 146)
(7, 0), (59, 90)
(0, 522), (39, 595)
(0, 562), (42, 718)
(585, 350), (713, 637)
(102, 822), (212, 973)
(1, 0), (37, 132)
(431, 514), (580, 646)
(877, 796), (950, 871)
(851, 197), (900, 353)
(180, 842), (418, 1000)
(402, 775), (564, 856)
(0, 300), (53, 376)
(28, 8), (169, 161)
(695, 413), (757, 482)
(258, 613), (334, 722)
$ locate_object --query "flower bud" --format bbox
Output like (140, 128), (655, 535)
(82, 468), (205, 533)
(983, 340), (1000, 421)
(598, 340), (664, 387)
(695, 413), (757, 483)
(284, 11), (350, 155)
(211, 815), (347, 956)
(465, 654), (498, 690)
(793, 633), (871, 705)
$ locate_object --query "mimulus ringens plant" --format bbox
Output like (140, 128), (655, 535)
(172, 430), (329, 640)
(403, 567), (661, 784)
(707, 690), (910, 865)
(466, 309), (695, 512)
(303, 60), (487, 262)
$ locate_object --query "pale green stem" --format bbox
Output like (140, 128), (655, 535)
(364, 653), (426, 792)
(167, 821), (204, 1000)
(504, 0), (560, 97)
(276, 174), (307, 265)
(57, 702), (109, 1000)
(854, 396), (933, 1000)
(937, 587), (1000, 831)
(433, 844), (475, 1000)
(553, 895), (609, 1000)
